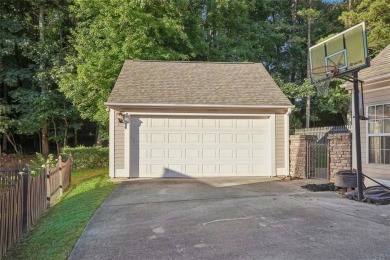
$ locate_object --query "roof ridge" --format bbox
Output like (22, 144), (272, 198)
(128, 60), (255, 65)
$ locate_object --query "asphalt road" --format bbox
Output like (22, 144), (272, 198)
(69, 178), (390, 260)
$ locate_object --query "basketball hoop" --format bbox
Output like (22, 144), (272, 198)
(309, 65), (338, 96)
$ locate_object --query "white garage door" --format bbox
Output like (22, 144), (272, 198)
(130, 117), (270, 177)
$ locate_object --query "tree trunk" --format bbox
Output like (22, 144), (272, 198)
(42, 121), (49, 156)
(74, 128), (78, 146)
(39, 4), (49, 156)
(39, 5), (45, 42)
(342, 112), (348, 125)
(305, 17), (312, 128)
(63, 118), (68, 147)
(5, 133), (19, 154)
(52, 119), (59, 155)
(2, 82), (8, 151)
(291, 0), (298, 26)
(96, 124), (102, 146)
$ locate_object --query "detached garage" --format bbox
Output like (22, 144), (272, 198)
(105, 61), (293, 178)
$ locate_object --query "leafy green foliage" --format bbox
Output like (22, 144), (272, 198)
(58, 0), (197, 130)
(3, 168), (117, 260)
(28, 153), (56, 176)
(316, 79), (350, 125)
(2, 0), (388, 150)
(280, 77), (350, 128)
(339, 0), (390, 56)
(61, 146), (109, 170)
(0, 101), (20, 152)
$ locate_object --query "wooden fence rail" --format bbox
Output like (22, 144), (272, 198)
(0, 155), (72, 258)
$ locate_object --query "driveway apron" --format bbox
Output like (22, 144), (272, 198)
(69, 178), (390, 260)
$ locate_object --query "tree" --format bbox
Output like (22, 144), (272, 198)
(339, 0), (390, 56)
(1, 0), (84, 155)
(0, 0), (32, 152)
(315, 81), (351, 126)
(13, 0), (75, 155)
(280, 79), (316, 129)
(58, 0), (201, 143)
(0, 101), (20, 153)
(298, 6), (320, 128)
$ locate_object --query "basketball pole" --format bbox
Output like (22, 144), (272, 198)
(352, 71), (364, 201)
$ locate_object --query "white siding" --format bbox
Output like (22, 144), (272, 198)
(275, 114), (285, 169)
(362, 86), (390, 181)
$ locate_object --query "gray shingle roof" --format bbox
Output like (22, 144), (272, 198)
(107, 60), (292, 107)
(359, 44), (390, 80)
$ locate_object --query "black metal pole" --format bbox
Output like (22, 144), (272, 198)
(352, 71), (364, 201)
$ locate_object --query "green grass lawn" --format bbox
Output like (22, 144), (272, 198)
(4, 168), (118, 260)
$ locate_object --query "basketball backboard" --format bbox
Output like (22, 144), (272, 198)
(309, 22), (369, 83)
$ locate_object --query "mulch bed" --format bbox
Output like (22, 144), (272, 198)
(301, 183), (336, 192)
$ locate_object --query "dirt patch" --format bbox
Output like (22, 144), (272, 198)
(301, 183), (335, 192)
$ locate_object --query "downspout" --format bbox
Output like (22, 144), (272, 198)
(285, 108), (292, 177)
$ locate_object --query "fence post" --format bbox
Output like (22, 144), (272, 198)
(46, 159), (51, 208)
(22, 171), (29, 233)
(17, 159), (22, 171)
(58, 155), (63, 196)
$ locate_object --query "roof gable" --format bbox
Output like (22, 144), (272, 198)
(107, 60), (292, 107)
(358, 44), (390, 80)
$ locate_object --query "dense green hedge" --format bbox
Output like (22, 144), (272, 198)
(61, 146), (109, 170)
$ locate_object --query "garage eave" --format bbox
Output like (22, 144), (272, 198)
(104, 102), (295, 110)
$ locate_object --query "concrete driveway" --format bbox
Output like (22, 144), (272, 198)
(69, 178), (390, 260)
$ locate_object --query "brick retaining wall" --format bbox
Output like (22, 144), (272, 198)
(328, 133), (352, 180)
(290, 133), (352, 180)
(289, 135), (316, 178)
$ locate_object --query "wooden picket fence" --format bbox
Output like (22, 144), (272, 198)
(0, 155), (72, 258)
(0, 167), (22, 193)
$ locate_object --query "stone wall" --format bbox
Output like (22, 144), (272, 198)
(328, 133), (352, 180)
(289, 135), (316, 178)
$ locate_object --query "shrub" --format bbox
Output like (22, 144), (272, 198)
(28, 153), (56, 176)
(61, 146), (109, 170)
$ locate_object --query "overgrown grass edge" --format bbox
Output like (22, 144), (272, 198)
(4, 167), (118, 260)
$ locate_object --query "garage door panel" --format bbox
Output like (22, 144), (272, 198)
(151, 149), (164, 158)
(150, 164), (165, 175)
(220, 134), (233, 143)
(168, 118), (182, 127)
(203, 149), (217, 158)
(186, 133), (199, 143)
(151, 118), (165, 127)
(185, 165), (199, 174)
(203, 164), (217, 173)
(132, 117), (270, 177)
(185, 119), (200, 127)
(186, 149), (199, 158)
(151, 133), (165, 143)
(203, 119), (217, 127)
(236, 134), (250, 143)
(168, 133), (182, 142)
(202, 133), (217, 142)
(236, 119), (251, 128)
(237, 164), (251, 174)
(168, 149), (182, 158)
(220, 148), (234, 158)
(220, 164), (234, 174)
(219, 119), (233, 127)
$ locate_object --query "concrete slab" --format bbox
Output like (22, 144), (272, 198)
(69, 178), (390, 260)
